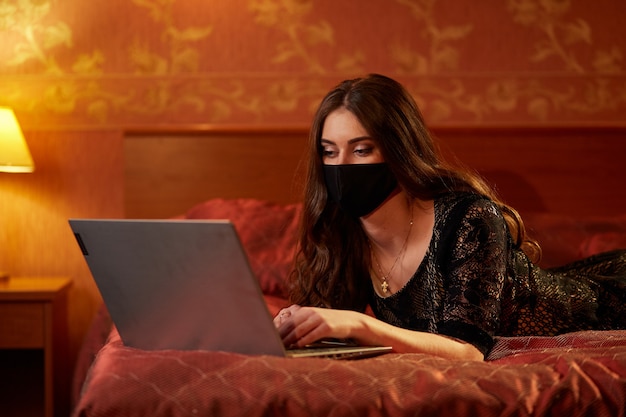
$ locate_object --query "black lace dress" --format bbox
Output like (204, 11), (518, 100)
(369, 192), (626, 356)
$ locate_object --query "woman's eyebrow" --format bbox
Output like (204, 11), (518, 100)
(320, 136), (373, 145)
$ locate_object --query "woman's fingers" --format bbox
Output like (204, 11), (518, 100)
(273, 305), (301, 327)
(275, 306), (356, 347)
(277, 307), (332, 347)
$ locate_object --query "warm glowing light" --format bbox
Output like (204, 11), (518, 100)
(0, 108), (35, 173)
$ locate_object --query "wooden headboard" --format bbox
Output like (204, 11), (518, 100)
(124, 126), (626, 220)
(124, 128), (308, 219)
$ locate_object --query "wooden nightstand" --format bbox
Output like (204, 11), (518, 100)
(0, 277), (72, 417)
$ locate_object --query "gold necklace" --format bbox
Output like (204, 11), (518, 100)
(369, 206), (414, 295)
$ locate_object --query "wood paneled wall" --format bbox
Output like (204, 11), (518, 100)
(124, 127), (626, 221)
(0, 131), (124, 380)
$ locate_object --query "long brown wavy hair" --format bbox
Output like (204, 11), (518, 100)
(288, 74), (541, 311)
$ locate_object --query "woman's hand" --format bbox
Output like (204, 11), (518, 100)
(274, 305), (365, 348)
(273, 304), (484, 361)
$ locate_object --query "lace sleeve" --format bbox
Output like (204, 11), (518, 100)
(437, 197), (509, 355)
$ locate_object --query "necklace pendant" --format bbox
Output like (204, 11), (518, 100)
(381, 280), (389, 294)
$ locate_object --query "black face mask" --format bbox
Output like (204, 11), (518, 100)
(323, 163), (398, 218)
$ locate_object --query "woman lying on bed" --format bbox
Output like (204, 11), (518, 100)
(273, 73), (626, 361)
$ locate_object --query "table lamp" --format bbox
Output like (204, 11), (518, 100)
(1, 107), (35, 280)
(0, 107), (35, 173)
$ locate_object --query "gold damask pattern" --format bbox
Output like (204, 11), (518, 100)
(392, 0), (473, 73)
(130, 0), (213, 74)
(0, 0), (623, 128)
(1, 0), (70, 74)
(391, 0), (625, 123)
(507, 0), (622, 74)
(249, 0), (331, 74)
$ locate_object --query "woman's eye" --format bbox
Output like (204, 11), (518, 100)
(321, 148), (336, 158)
(354, 147), (373, 156)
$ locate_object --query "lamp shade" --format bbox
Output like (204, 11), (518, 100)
(0, 108), (35, 173)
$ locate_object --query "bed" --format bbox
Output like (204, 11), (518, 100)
(71, 126), (626, 417)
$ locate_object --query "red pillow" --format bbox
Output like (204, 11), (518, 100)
(579, 231), (626, 258)
(182, 198), (302, 297)
(524, 213), (626, 267)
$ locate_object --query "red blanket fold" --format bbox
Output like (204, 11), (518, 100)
(73, 329), (626, 417)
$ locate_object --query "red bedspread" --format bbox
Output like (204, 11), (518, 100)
(72, 199), (626, 416)
(73, 327), (626, 417)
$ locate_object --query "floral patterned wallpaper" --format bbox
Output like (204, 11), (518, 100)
(0, 0), (624, 129)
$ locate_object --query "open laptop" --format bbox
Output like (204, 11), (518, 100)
(69, 219), (392, 359)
